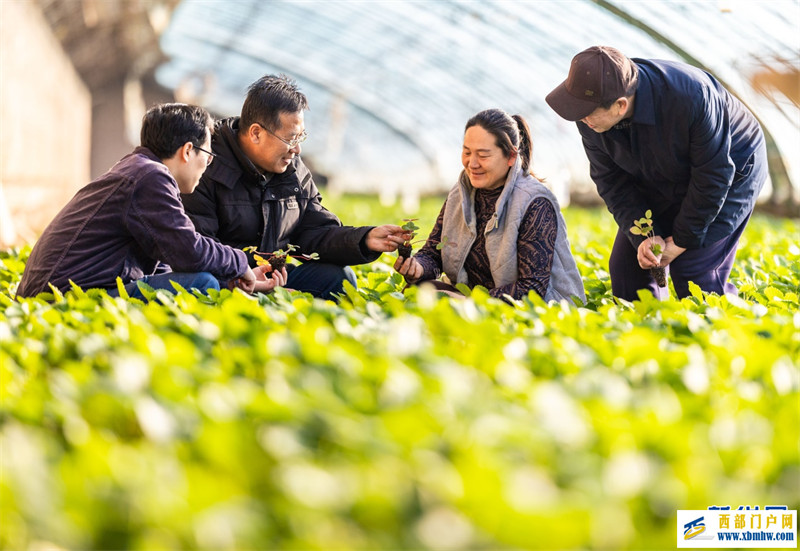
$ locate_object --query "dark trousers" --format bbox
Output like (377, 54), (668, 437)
(108, 271), (221, 299)
(108, 264), (355, 300)
(286, 262), (357, 300)
(609, 215), (750, 301)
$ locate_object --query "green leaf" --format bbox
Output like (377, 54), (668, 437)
(135, 280), (158, 301)
(764, 286), (784, 301)
(115, 277), (129, 299)
(47, 282), (64, 302)
(401, 219), (420, 232)
(169, 280), (189, 294)
(68, 280), (87, 297)
(455, 282), (472, 296)
(340, 279), (365, 306)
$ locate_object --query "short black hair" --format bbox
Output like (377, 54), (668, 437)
(140, 103), (212, 160)
(240, 74), (308, 132)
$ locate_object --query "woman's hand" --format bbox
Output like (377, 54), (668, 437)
(394, 255), (423, 283)
(252, 264), (288, 293)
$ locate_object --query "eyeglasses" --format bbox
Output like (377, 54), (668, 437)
(194, 145), (215, 165)
(257, 122), (308, 149)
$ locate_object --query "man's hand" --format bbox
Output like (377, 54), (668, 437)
(637, 236), (665, 269)
(659, 236), (686, 266)
(393, 255), (423, 283)
(252, 264), (288, 293)
(637, 235), (686, 269)
(233, 267), (257, 294)
(365, 225), (414, 253)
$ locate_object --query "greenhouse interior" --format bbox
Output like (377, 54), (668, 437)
(1, 1), (799, 550)
(2, 0), (799, 244)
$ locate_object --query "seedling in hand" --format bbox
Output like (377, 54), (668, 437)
(397, 219), (419, 259)
(630, 210), (667, 287)
(243, 244), (319, 272)
(397, 219), (452, 260)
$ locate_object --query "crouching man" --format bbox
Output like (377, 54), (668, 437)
(16, 103), (283, 299)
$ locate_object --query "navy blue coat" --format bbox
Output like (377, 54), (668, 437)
(580, 58), (767, 249)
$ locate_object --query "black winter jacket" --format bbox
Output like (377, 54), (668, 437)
(182, 117), (379, 266)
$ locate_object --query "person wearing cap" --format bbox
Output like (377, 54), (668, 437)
(546, 45), (767, 300)
(393, 108), (586, 304)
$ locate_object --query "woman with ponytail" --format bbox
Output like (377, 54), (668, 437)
(394, 108), (585, 303)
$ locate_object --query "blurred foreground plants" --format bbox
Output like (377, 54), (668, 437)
(1, 201), (799, 550)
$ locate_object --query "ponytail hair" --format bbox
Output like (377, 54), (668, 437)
(512, 114), (534, 176)
(464, 108), (538, 177)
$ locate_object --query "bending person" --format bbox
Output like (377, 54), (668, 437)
(545, 46), (767, 300)
(394, 109), (585, 304)
(16, 103), (272, 299)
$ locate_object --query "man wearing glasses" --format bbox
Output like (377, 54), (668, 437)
(182, 74), (411, 299)
(17, 103), (260, 299)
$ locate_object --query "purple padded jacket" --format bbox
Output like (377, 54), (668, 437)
(17, 147), (248, 297)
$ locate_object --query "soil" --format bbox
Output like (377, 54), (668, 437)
(397, 243), (412, 259)
(651, 266), (668, 288)
(268, 256), (287, 272)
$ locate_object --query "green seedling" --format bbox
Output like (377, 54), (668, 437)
(630, 209), (667, 287)
(244, 244), (319, 271)
(398, 219), (451, 259)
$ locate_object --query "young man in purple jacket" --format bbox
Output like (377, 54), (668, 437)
(16, 103), (272, 299)
(546, 46), (767, 301)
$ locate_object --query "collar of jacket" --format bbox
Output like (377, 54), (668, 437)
(132, 145), (163, 164)
(628, 60), (657, 126)
(206, 117), (298, 190)
(131, 146), (178, 189)
(457, 154), (523, 234)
